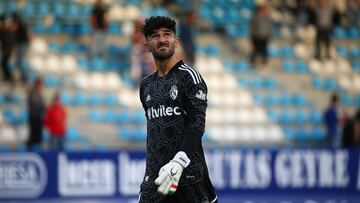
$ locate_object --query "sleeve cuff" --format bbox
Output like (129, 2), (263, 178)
(172, 151), (191, 168)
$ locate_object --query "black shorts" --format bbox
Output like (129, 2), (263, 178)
(139, 174), (218, 203)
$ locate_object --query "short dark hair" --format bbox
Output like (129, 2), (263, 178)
(142, 16), (176, 38)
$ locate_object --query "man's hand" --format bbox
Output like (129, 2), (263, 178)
(154, 151), (190, 195)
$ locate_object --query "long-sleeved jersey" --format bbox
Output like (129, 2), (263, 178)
(139, 60), (209, 187)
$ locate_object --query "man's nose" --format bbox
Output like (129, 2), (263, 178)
(158, 34), (166, 42)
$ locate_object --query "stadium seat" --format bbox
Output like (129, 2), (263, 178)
(73, 91), (88, 106)
(104, 110), (118, 123)
(67, 127), (82, 142)
(117, 127), (133, 141)
(88, 109), (103, 122)
(88, 92), (104, 106)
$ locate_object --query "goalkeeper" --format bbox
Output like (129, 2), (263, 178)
(138, 16), (218, 203)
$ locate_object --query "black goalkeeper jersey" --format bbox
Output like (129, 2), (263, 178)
(139, 60), (209, 186)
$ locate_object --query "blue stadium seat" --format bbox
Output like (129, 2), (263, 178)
(104, 110), (118, 123)
(73, 92), (88, 106)
(336, 45), (348, 57)
(282, 60), (295, 73)
(292, 93), (307, 106)
(281, 45), (295, 58)
(118, 110), (131, 123)
(268, 45), (280, 58)
(49, 41), (61, 53)
(15, 145), (26, 152)
(348, 26), (359, 39)
(279, 111), (293, 123)
(3, 109), (17, 124)
(267, 110), (279, 122)
(62, 41), (77, 54)
(60, 92), (72, 105)
(253, 94), (263, 105)
(264, 94), (278, 106)
(109, 23), (122, 35)
(263, 76), (277, 89)
(309, 110), (322, 124)
(104, 93), (118, 106)
(297, 61), (309, 73)
(349, 46), (360, 58)
(88, 93), (103, 106)
(294, 128), (308, 141)
(279, 93), (292, 106)
(90, 57), (106, 71)
(133, 129), (147, 141)
(0, 145), (10, 152)
(283, 127), (295, 140)
(323, 78), (337, 91)
(341, 94), (354, 106)
(333, 27), (346, 39)
(95, 144), (109, 152)
(67, 127), (82, 142)
(54, 2), (65, 16)
(0, 92), (4, 105)
(312, 77), (323, 89)
(294, 110), (307, 124)
(88, 109), (103, 122)
(235, 60), (250, 72)
(311, 127), (326, 141)
(132, 110), (146, 124)
(355, 94), (360, 105)
(117, 127), (132, 141)
(44, 75), (60, 87)
(18, 109), (28, 124)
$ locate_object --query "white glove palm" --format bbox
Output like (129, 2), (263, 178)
(154, 151), (190, 195)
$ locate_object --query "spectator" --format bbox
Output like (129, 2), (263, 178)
(44, 91), (67, 151)
(313, 0), (337, 59)
(249, 4), (272, 66)
(354, 107), (360, 147)
(0, 14), (15, 84)
(11, 12), (31, 84)
(323, 93), (341, 148)
(89, 0), (108, 57)
(26, 78), (45, 150)
(341, 110), (355, 148)
(179, 10), (197, 66)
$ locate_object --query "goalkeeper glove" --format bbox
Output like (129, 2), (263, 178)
(154, 151), (190, 195)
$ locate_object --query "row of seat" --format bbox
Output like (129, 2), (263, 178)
(88, 109), (145, 124)
(253, 93), (308, 106)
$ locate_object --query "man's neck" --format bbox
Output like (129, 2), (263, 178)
(156, 56), (179, 77)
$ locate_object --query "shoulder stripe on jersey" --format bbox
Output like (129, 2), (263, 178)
(179, 65), (200, 84)
(179, 67), (199, 84)
(181, 64), (200, 83)
(184, 64), (202, 83)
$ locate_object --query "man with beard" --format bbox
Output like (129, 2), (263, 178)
(138, 16), (217, 203)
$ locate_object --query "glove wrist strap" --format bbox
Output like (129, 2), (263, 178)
(172, 151), (190, 168)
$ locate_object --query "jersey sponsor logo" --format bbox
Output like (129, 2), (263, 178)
(170, 85), (178, 100)
(195, 90), (206, 100)
(147, 105), (181, 120)
(146, 94), (151, 102)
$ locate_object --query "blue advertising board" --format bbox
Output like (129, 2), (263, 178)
(0, 149), (359, 201)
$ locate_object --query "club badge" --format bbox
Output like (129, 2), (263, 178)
(170, 85), (178, 100)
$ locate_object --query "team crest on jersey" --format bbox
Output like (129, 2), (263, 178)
(170, 85), (178, 100)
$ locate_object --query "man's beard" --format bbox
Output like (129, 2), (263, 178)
(152, 45), (175, 61)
